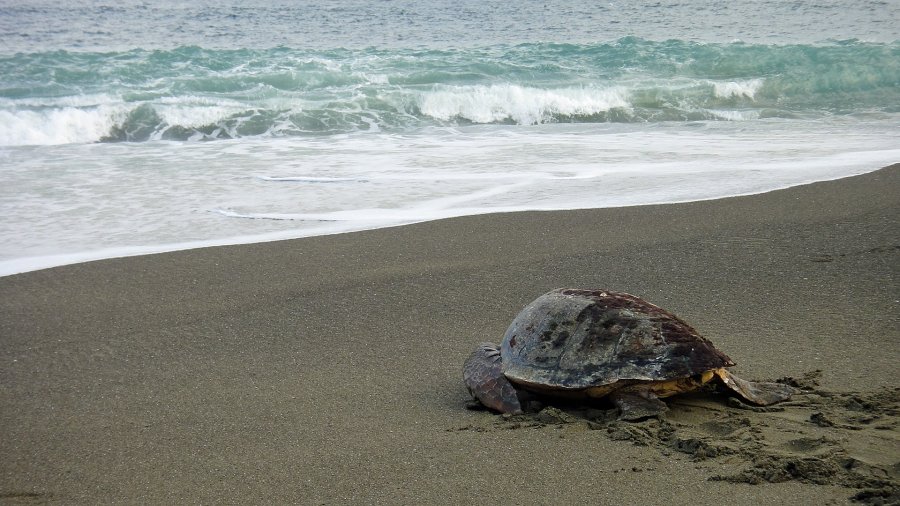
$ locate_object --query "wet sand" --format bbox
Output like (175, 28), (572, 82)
(1, 164), (898, 504)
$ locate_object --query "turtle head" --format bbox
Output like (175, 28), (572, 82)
(462, 343), (523, 414)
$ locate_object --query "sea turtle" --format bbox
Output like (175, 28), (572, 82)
(463, 288), (795, 419)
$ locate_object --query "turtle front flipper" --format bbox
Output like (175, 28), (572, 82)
(609, 388), (669, 421)
(715, 369), (796, 405)
(463, 343), (523, 414)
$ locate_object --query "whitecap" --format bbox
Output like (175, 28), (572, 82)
(418, 84), (631, 125)
(0, 106), (124, 146)
(712, 79), (764, 99)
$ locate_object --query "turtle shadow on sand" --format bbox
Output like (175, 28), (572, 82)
(457, 289), (900, 505)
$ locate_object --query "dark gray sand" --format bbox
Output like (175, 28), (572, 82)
(1, 165), (898, 504)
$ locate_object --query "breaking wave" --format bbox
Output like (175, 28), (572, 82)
(1, 39), (897, 145)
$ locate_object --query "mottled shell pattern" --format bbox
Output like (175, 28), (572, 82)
(500, 289), (735, 390)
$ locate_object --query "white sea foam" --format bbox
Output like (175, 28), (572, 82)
(0, 96), (239, 147)
(0, 106), (122, 146)
(154, 96), (247, 128)
(257, 175), (370, 183)
(712, 79), (764, 99)
(356, 72), (390, 85)
(213, 209), (344, 221)
(706, 109), (761, 121)
(1, 119), (898, 277)
(0, 93), (121, 109)
(418, 84), (631, 124)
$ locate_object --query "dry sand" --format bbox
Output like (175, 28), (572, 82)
(1, 164), (898, 504)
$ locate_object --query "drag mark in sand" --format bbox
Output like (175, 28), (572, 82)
(451, 371), (899, 505)
(809, 244), (900, 264)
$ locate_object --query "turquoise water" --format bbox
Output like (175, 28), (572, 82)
(3, 40), (898, 143)
(0, 1), (898, 274)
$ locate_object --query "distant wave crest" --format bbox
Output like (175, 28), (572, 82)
(1, 39), (897, 145)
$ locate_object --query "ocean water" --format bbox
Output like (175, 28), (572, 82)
(1, 1), (898, 275)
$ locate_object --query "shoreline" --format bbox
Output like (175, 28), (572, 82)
(1, 164), (897, 503)
(1, 162), (894, 278)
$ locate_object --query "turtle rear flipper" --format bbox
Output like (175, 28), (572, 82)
(715, 368), (796, 406)
(463, 343), (523, 414)
(610, 389), (669, 421)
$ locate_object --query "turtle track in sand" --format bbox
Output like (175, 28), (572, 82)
(452, 371), (899, 505)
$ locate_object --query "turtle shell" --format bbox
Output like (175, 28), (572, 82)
(500, 289), (735, 390)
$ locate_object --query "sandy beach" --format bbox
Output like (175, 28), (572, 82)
(1, 164), (897, 504)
